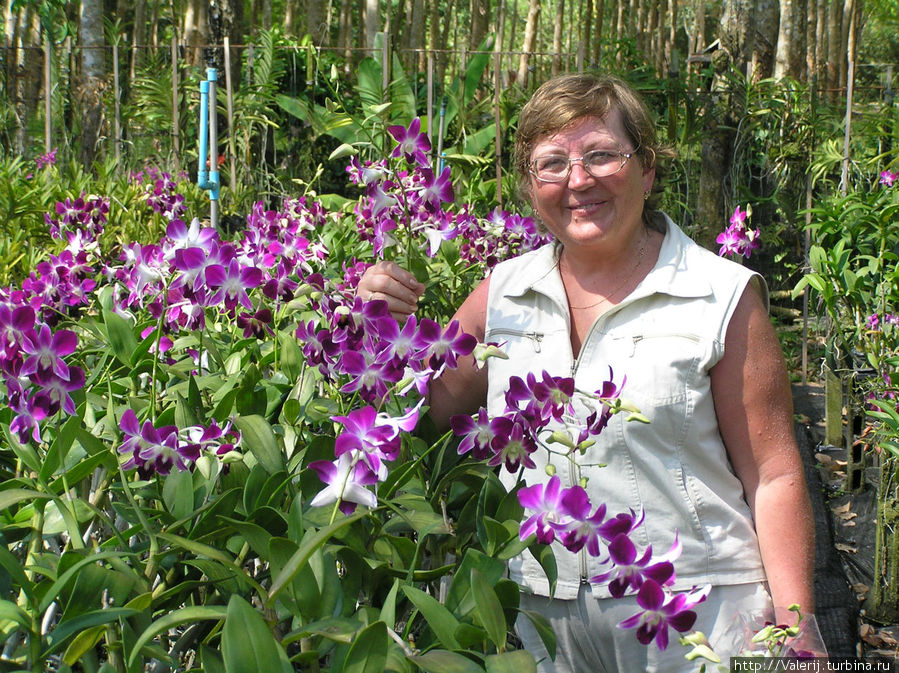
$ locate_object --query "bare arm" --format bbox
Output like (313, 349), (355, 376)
(427, 277), (491, 430)
(711, 285), (815, 624)
(356, 261), (489, 429)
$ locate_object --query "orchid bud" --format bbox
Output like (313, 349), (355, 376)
(545, 464), (556, 477)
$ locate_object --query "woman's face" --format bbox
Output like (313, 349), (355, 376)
(527, 110), (655, 254)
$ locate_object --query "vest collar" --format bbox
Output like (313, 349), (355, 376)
(498, 214), (714, 306)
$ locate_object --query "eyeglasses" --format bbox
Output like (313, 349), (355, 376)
(529, 149), (635, 182)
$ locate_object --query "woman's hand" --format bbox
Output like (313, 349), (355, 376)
(356, 260), (426, 321)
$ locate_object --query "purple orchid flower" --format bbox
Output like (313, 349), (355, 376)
(518, 475), (567, 545)
(451, 408), (498, 460)
(332, 405), (399, 478)
(118, 409), (196, 475)
(487, 414), (538, 472)
(388, 118), (431, 167)
(590, 532), (681, 598)
(414, 319), (477, 370)
(205, 258), (263, 312)
(309, 453), (379, 515)
(879, 169), (898, 187)
(618, 580), (710, 650)
(19, 324), (77, 381)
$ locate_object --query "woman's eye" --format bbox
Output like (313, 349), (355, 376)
(585, 151), (616, 166)
(536, 157), (568, 172)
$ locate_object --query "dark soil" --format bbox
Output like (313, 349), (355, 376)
(793, 383), (899, 660)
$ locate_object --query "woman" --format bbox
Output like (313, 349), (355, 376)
(358, 73), (815, 672)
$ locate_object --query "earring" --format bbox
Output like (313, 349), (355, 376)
(643, 190), (650, 201)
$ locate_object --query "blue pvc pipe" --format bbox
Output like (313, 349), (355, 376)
(198, 80), (209, 189)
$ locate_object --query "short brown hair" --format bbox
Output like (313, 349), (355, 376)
(514, 73), (672, 229)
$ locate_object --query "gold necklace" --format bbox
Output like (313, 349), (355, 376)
(565, 234), (648, 310)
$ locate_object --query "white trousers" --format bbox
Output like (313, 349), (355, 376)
(516, 582), (773, 673)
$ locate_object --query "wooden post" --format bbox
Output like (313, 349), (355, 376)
(494, 50), (502, 207)
(427, 52), (434, 150)
(113, 41), (122, 169)
(840, 9), (857, 196)
(224, 36), (237, 194)
(171, 34), (180, 175)
(44, 35), (51, 153)
(824, 366), (844, 449)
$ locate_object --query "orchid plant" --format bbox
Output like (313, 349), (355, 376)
(0, 120), (709, 673)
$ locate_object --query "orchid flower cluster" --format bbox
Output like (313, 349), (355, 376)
(131, 166), (189, 223)
(716, 205), (760, 259)
(449, 369), (709, 650)
(296, 296), (478, 515)
(879, 169), (898, 187)
(347, 118), (549, 264)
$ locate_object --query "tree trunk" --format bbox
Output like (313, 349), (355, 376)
(826, 0), (842, 101)
(774, 0), (796, 79)
(615, 0), (625, 66)
(410, 0), (425, 71)
(815, 0), (826, 83)
(839, 0), (853, 95)
(365, 0), (380, 52)
(79, 0), (105, 168)
(517, 0), (541, 88)
(692, 0), (706, 53)
(592, 0), (604, 67)
(552, 0), (564, 76)
(751, 0), (777, 79)
(129, 0), (146, 79)
(306, 0), (325, 43)
(183, 0), (207, 67)
(696, 0), (751, 249)
(495, 0), (507, 87)
(338, 0), (353, 67)
(666, 0), (676, 72)
(470, 0), (490, 51)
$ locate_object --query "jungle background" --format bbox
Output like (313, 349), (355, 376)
(2, 0), (899, 669)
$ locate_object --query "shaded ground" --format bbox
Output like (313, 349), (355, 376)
(793, 383), (899, 660)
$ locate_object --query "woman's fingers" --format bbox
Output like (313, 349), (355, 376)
(358, 261), (425, 320)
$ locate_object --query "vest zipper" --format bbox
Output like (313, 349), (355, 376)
(487, 329), (544, 352)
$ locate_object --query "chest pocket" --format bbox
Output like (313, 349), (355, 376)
(618, 331), (705, 406)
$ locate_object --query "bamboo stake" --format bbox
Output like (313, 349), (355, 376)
(113, 41), (122, 169)
(427, 52), (434, 150)
(44, 35), (51, 153)
(172, 33), (180, 175)
(224, 36), (237, 194)
(494, 49), (502, 206)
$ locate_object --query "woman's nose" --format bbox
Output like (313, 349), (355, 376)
(567, 160), (596, 188)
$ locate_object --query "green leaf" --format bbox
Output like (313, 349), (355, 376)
(527, 543), (557, 597)
(401, 586), (460, 650)
(40, 415), (80, 481)
(0, 598), (32, 630)
(445, 549), (506, 617)
(233, 414), (284, 474)
(329, 143), (358, 161)
(61, 624), (106, 666)
(342, 620), (388, 673)
(0, 488), (51, 510)
(103, 308), (138, 367)
(128, 606), (228, 668)
(162, 468), (195, 521)
(236, 363), (265, 416)
(223, 595), (292, 673)
(43, 607), (139, 656)
(267, 510), (368, 605)
(517, 610), (556, 660)
(485, 651), (537, 673)
(471, 569), (507, 651)
(407, 649), (485, 673)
